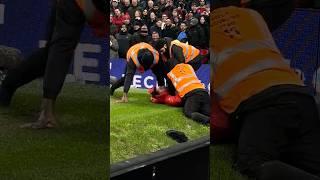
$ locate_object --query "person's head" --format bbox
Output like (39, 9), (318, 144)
(165, 18), (172, 26)
(199, 0), (205, 6)
(191, 3), (197, 11)
(114, 8), (121, 16)
(162, 13), (168, 21)
(152, 31), (160, 41)
(143, 9), (148, 16)
(189, 17), (198, 27)
(200, 16), (206, 24)
(140, 24), (149, 36)
(150, 12), (156, 20)
(172, 9), (178, 17)
(132, 0), (138, 7)
(188, 11), (193, 19)
(153, 5), (159, 11)
(124, 0), (130, 7)
(123, 14), (131, 24)
(133, 21), (141, 31)
(134, 10), (142, 18)
(120, 24), (128, 32)
(173, 17), (180, 24)
(110, 15), (113, 23)
(180, 22), (187, 31)
(156, 18), (162, 27)
(112, 0), (119, 7)
(138, 49), (154, 71)
(148, 0), (154, 8)
(160, 0), (165, 4)
(155, 37), (171, 54)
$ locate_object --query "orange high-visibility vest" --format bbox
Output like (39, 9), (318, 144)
(75, 0), (107, 37)
(167, 64), (205, 98)
(211, 6), (303, 113)
(169, 40), (200, 63)
(126, 42), (160, 72)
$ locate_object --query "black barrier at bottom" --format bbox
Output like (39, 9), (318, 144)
(111, 136), (210, 180)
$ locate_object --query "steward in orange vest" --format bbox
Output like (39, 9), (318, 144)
(165, 59), (210, 124)
(211, 6), (320, 178)
(155, 38), (203, 71)
(117, 42), (167, 103)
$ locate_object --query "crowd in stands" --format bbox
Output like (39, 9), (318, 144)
(110, 0), (210, 59)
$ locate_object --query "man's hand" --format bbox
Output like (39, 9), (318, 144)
(116, 93), (128, 103)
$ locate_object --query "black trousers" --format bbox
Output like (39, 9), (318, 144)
(233, 91), (320, 177)
(2, 0), (85, 99)
(183, 90), (211, 118)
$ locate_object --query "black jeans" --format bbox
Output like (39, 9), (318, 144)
(2, 0), (85, 99)
(183, 89), (211, 118)
(233, 89), (320, 177)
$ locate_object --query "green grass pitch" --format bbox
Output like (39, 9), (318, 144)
(210, 145), (248, 180)
(0, 81), (108, 179)
(110, 88), (209, 163)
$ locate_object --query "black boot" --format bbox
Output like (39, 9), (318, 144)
(191, 112), (210, 125)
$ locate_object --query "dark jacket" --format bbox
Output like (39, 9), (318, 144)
(186, 25), (205, 48)
(115, 32), (132, 59)
(129, 33), (152, 46)
(162, 24), (179, 39)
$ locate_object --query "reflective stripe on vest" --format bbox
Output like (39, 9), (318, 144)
(167, 64), (205, 97)
(213, 39), (280, 67)
(126, 42), (159, 68)
(215, 59), (285, 97)
(170, 40), (200, 63)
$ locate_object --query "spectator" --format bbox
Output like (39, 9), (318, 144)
(150, 18), (163, 37)
(147, 0), (155, 11)
(172, 8), (179, 20)
(110, 0), (120, 13)
(153, 4), (161, 17)
(150, 31), (161, 46)
(158, 0), (167, 13)
(116, 24), (132, 58)
(110, 0), (210, 53)
(147, 12), (157, 29)
(199, 16), (209, 48)
(134, 10), (142, 21)
(161, 13), (169, 22)
(121, 0), (131, 14)
(161, 0), (175, 17)
(128, 0), (142, 19)
(112, 8), (125, 32)
(110, 35), (119, 59)
(162, 18), (179, 39)
(186, 17), (205, 48)
(197, 0), (207, 14)
(190, 2), (200, 18)
(130, 19), (140, 34)
(130, 24), (152, 46)
(142, 9), (149, 22)
(177, 21), (188, 43)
